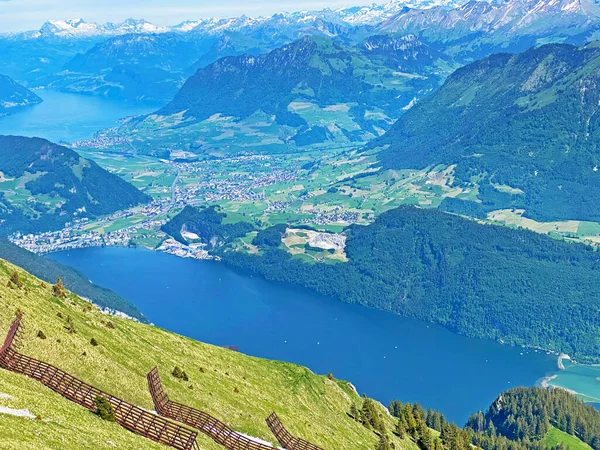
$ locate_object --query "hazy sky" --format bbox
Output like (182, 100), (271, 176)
(0, 0), (383, 32)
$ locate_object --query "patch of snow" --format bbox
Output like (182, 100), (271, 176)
(0, 406), (35, 419)
(402, 97), (418, 110)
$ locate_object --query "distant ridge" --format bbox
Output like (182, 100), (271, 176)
(0, 75), (42, 115)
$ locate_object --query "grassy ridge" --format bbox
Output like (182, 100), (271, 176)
(0, 258), (417, 450)
(0, 369), (166, 450)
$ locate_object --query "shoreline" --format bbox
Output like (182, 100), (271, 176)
(43, 243), (587, 363)
(44, 243), (600, 412)
(558, 353), (571, 370)
(538, 355), (600, 404)
(540, 374), (557, 389)
(42, 243), (594, 365)
(41, 242), (600, 407)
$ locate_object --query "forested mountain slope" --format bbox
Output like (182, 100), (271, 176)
(223, 206), (600, 362)
(119, 34), (452, 153)
(0, 75), (42, 115)
(374, 42), (600, 222)
(466, 387), (600, 449)
(161, 34), (445, 122)
(390, 389), (597, 450)
(0, 136), (151, 234)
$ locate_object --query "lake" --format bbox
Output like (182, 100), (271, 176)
(49, 246), (558, 425)
(0, 89), (161, 143)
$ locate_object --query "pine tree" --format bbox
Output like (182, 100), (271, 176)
(417, 421), (433, 450)
(426, 408), (434, 428)
(362, 398), (384, 431)
(94, 396), (115, 421)
(404, 404), (418, 437)
(350, 404), (359, 420)
(53, 277), (66, 298)
(395, 418), (406, 439)
(413, 403), (427, 422)
(467, 411), (485, 433)
(377, 433), (391, 450)
(9, 270), (22, 289)
(487, 420), (497, 437)
(389, 400), (403, 417)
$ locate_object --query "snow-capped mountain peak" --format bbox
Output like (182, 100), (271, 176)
(335, 0), (465, 25)
(39, 18), (102, 37)
(171, 20), (205, 32)
(34, 18), (169, 38)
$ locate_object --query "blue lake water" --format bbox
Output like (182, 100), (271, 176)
(49, 246), (557, 425)
(0, 89), (161, 143)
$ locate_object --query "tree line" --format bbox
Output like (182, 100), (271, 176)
(350, 386), (599, 450)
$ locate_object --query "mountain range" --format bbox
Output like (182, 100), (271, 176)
(10, 0), (600, 50)
(3, 0), (600, 103)
(118, 34), (451, 153)
(46, 33), (210, 102)
(9, 0), (460, 40)
(18, 18), (172, 39)
(377, 0), (600, 58)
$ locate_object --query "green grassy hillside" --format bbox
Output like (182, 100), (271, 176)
(542, 427), (592, 450)
(0, 237), (145, 321)
(0, 258), (417, 450)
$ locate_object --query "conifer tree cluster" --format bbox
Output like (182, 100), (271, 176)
(349, 396), (394, 449)
(466, 387), (600, 450)
(350, 397), (386, 433)
(389, 401), (445, 450)
(389, 396), (567, 450)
